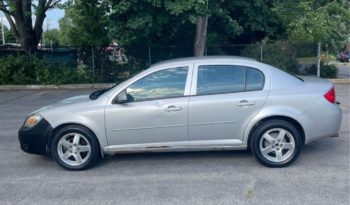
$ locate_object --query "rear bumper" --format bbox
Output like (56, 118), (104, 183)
(298, 98), (342, 144)
(18, 118), (53, 155)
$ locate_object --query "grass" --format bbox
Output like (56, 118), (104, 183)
(297, 57), (317, 64)
(332, 62), (350, 66)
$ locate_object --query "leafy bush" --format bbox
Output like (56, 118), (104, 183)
(0, 55), (93, 85)
(304, 62), (338, 78)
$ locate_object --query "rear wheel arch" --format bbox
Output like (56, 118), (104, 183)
(247, 116), (305, 147)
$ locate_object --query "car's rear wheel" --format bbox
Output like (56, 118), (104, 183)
(250, 120), (302, 167)
(51, 125), (100, 170)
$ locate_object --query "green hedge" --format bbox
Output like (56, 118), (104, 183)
(304, 62), (338, 78)
(0, 55), (92, 85)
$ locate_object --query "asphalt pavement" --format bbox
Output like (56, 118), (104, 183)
(337, 64), (350, 78)
(0, 85), (349, 205)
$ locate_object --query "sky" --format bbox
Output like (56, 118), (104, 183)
(1, 8), (65, 30)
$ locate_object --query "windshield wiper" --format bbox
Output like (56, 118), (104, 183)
(89, 88), (108, 100)
(89, 84), (118, 100)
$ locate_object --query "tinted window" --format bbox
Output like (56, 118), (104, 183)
(246, 67), (264, 91)
(126, 67), (188, 102)
(197, 65), (245, 95)
(197, 65), (264, 95)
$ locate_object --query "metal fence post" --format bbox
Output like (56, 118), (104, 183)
(260, 43), (263, 62)
(148, 46), (151, 65)
(317, 42), (321, 77)
(91, 47), (95, 83)
(1, 11), (5, 45)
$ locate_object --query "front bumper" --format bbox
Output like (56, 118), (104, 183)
(18, 118), (53, 155)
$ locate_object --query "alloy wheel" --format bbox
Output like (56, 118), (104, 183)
(259, 128), (296, 163)
(57, 133), (91, 166)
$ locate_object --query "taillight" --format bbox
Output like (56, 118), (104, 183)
(324, 86), (336, 103)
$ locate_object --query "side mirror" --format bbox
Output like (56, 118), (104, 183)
(114, 90), (128, 104)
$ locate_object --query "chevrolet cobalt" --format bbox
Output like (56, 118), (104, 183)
(18, 56), (342, 170)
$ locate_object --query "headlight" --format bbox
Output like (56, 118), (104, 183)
(24, 114), (42, 128)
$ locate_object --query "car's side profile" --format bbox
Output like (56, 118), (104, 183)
(18, 56), (342, 170)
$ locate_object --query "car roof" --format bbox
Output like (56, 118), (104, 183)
(150, 56), (257, 68)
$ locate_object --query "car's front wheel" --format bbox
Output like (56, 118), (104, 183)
(250, 120), (302, 167)
(51, 125), (100, 170)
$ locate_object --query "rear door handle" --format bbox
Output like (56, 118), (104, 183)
(237, 100), (256, 107)
(164, 105), (183, 112)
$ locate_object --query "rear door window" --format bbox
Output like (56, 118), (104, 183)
(197, 65), (264, 95)
(246, 67), (264, 91)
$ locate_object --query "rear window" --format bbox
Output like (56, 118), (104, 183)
(246, 67), (264, 91)
(197, 65), (264, 95)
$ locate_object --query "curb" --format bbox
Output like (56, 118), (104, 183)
(0, 79), (348, 91)
(328, 78), (350, 84)
(0, 84), (114, 91)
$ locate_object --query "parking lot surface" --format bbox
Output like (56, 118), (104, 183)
(0, 84), (349, 205)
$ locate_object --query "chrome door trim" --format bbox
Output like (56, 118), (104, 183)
(111, 124), (187, 132)
(188, 139), (243, 146)
(189, 121), (237, 127)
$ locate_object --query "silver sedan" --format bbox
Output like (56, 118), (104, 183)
(18, 56), (342, 170)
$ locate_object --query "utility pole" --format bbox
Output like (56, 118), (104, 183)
(260, 42), (263, 61)
(317, 42), (321, 78)
(1, 11), (5, 45)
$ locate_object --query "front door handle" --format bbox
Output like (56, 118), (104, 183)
(237, 100), (256, 107)
(164, 105), (183, 112)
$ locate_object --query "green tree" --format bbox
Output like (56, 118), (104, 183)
(42, 28), (60, 46)
(276, 0), (350, 51)
(0, 23), (16, 44)
(58, 0), (110, 82)
(107, 0), (283, 56)
(58, 14), (72, 46)
(59, 0), (109, 47)
(0, 0), (63, 50)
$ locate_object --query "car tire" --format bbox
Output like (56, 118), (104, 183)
(250, 120), (302, 168)
(51, 125), (100, 170)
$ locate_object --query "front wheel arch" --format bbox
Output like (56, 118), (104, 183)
(247, 116), (305, 148)
(48, 123), (102, 157)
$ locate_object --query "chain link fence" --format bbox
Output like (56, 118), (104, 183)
(0, 43), (322, 84)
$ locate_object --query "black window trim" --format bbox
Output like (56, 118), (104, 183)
(195, 64), (265, 97)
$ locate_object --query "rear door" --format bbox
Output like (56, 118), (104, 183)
(188, 63), (269, 146)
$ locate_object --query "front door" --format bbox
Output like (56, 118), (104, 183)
(105, 66), (191, 149)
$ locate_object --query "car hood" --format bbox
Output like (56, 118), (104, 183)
(33, 95), (91, 114)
